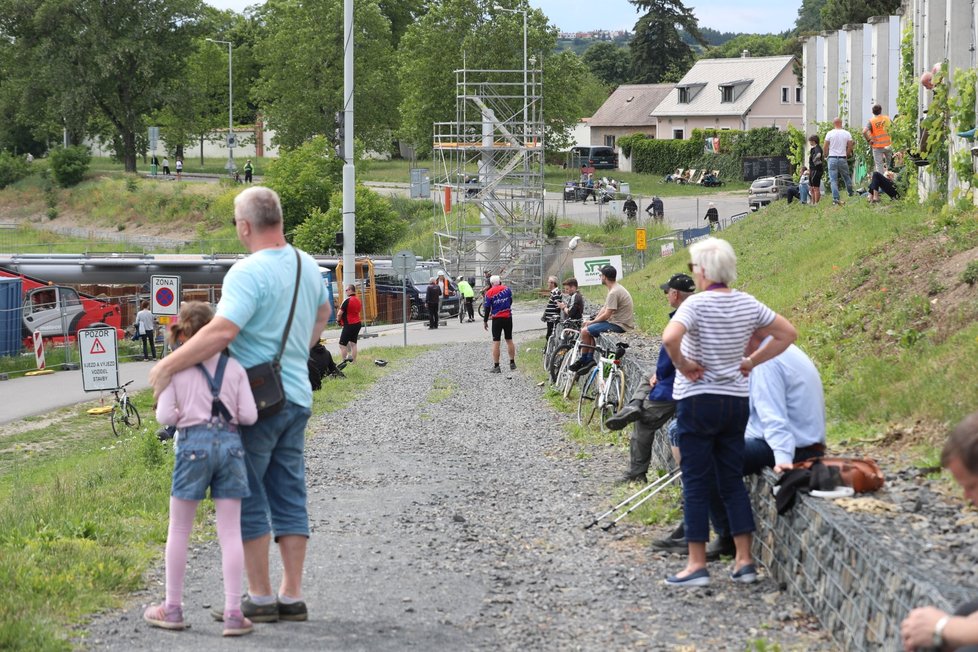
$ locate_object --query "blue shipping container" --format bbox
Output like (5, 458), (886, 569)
(0, 277), (22, 357)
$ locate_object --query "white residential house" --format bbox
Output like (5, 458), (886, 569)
(587, 83), (674, 148)
(650, 55), (803, 139)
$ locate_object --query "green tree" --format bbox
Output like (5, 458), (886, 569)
(398, 0), (587, 155)
(252, 0), (399, 151)
(582, 42), (631, 86)
(628, 0), (706, 84)
(820, 0), (902, 32)
(795, 0), (826, 33)
(706, 34), (787, 59)
(263, 135), (343, 232)
(0, 0), (204, 172)
(293, 185), (406, 254)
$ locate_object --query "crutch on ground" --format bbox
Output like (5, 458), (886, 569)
(583, 468), (682, 531)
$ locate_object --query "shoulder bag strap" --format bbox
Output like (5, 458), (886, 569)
(274, 247), (303, 365)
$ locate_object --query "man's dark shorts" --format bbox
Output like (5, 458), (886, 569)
(339, 323), (362, 346)
(491, 317), (513, 342)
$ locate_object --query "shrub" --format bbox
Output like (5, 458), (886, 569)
(602, 215), (624, 233)
(0, 151), (31, 189)
(962, 260), (978, 286)
(293, 185), (406, 254)
(263, 135), (343, 233)
(544, 211), (558, 239)
(48, 146), (91, 187)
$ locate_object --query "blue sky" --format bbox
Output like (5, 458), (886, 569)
(204, 1), (804, 35)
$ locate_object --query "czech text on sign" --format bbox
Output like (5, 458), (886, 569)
(151, 275), (181, 316)
(635, 228), (647, 251)
(571, 255), (623, 287)
(78, 327), (119, 392)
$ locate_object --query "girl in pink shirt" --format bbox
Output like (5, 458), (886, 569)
(144, 302), (258, 636)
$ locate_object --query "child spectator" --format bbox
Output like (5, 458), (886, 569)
(144, 301), (258, 637)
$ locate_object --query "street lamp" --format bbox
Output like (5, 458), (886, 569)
(206, 38), (234, 174)
(493, 4), (528, 139)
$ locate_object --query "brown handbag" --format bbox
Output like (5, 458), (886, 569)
(789, 457), (885, 493)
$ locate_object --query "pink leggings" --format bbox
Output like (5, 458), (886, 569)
(165, 497), (243, 614)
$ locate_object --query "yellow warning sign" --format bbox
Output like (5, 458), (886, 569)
(635, 228), (647, 251)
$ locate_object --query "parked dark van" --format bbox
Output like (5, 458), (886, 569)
(373, 264), (460, 321)
(568, 146), (618, 170)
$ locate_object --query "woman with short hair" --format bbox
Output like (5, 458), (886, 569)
(660, 238), (797, 587)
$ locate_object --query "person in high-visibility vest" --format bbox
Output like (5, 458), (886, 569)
(862, 104), (893, 174)
(244, 160), (254, 184)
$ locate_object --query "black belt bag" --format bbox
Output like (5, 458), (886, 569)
(247, 248), (301, 419)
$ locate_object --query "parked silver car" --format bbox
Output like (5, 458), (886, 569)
(748, 175), (795, 211)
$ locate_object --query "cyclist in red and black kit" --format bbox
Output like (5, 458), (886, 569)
(337, 284), (362, 365)
(483, 274), (515, 373)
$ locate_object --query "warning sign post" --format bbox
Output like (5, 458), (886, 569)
(78, 327), (119, 392)
(151, 275), (181, 316)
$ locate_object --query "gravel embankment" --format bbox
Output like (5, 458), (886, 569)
(83, 339), (834, 651)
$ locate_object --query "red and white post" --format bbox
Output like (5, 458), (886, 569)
(32, 331), (45, 370)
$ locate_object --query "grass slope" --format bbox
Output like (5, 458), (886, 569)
(618, 198), (978, 444)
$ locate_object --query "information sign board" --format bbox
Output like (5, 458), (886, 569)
(78, 327), (119, 392)
(572, 255), (623, 287)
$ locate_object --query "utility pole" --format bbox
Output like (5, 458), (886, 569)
(341, 0), (356, 288)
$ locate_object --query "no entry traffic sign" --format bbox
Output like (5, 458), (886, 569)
(151, 275), (181, 316)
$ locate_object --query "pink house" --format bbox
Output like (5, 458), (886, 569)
(650, 55), (803, 139)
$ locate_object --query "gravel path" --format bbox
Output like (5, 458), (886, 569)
(83, 339), (834, 651)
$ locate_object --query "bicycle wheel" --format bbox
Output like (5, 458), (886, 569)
(559, 350), (581, 399)
(549, 344), (571, 384)
(477, 298), (487, 319)
(111, 400), (141, 437)
(599, 367), (626, 433)
(577, 368), (600, 427)
(543, 331), (558, 372)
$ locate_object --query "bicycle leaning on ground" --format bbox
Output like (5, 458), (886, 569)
(577, 342), (629, 433)
(110, 380), (141, 437)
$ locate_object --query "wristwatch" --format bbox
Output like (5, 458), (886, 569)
(934, 615), (950, 648)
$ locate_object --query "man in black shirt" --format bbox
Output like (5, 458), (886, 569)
(425, 278), (441, 329)
(558, 278), (584, 321)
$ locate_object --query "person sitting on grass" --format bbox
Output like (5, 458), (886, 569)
(868, 170), (899, 203)
(145, 301), (258, 637)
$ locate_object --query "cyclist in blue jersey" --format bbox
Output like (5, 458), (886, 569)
(483, 274), (515, 373)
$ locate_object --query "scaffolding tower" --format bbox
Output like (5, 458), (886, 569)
(432, 66), (544, 290)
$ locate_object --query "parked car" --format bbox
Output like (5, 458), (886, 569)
(373, 264), (460, 321)
(567, 146), (618, 170)
(748, 175), (796, 211)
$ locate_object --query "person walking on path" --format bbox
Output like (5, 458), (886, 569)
(244, 159), (254, 183)
(808, 135), (824, 205)
(542, 276), (562, 341)
(660, 237), (797, 588)
(162, 156), (171, 177)
(136, 300), (157, 361)
(425, 278), (441, 329)
(568, 265), (635, 374)
(863, 104), (893, 174)
(175, 158), (183, 181)
(149, 186), (332, 624)
(823, 117), (854, 205)
(606, 273), (695, 484)
(483, 274), (515, 373)
(336, 284), (362, 364)
(704, 203), (719, 231)
(144, 302), (258, 637)
(457, 275), (475, 322)
(151, 154), (160, 176)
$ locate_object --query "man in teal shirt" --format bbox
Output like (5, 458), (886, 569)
(456, 275), (475, 322)
(150, 186), (331, 624)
